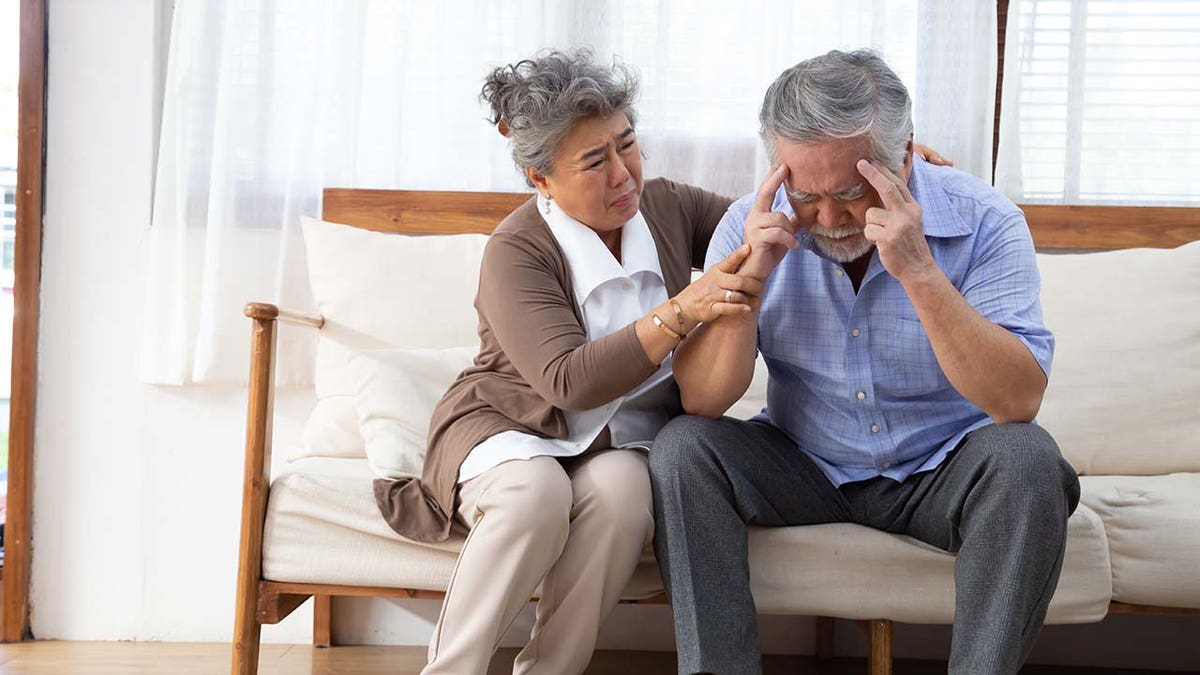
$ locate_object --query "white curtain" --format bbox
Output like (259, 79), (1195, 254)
(142, 0), (997, 386)
(995, 0), (1200, 205)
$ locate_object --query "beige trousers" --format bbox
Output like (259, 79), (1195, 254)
(421, 449), (654, 675)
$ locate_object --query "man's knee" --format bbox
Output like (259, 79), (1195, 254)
(972, 423), (1080, 509)
(650, 414), (721, 478)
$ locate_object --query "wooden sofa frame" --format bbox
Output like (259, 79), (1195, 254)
(231, 188), (1200, 674)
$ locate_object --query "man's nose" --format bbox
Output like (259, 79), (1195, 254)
(815, 203), (845, 229)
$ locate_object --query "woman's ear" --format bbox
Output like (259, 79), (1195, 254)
(526, 166), (550, 195)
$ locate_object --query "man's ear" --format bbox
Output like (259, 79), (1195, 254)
(526, 166), (550, 195)
(900, 133), (916, 180)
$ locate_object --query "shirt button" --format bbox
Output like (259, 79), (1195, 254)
(856, 391), (866, 400)
(870, 424), (880, 433)
(835, 269), (844, 276)
(851, 329), (861, 337)
(883, 461), (892, 469)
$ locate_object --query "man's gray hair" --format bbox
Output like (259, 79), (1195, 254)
(481, 49), (639, 187)
(759, 49), (913, 172)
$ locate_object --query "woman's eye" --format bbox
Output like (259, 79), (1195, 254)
(587, 159), (605, 170)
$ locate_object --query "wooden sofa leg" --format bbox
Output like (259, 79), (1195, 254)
(868, 619), (892, 675)
(313, 594), (332, 648)
(232, 583), (263, 675)
(815, 616), (835, 660)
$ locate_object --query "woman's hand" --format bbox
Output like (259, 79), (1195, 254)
(914, 143), (954, 166)
(675, 243), (764, 326)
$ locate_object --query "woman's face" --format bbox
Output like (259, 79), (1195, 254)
(528, 112), (643, 234)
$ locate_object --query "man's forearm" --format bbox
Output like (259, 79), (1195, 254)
(902, 269), (1047, 422)
(673, 309), (760, 418)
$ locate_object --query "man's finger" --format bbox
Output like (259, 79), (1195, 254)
(856, 159), (907, 210)
(752, 164), (789, 214)
(873, 159), (916, 203)
(755, 227), (800, 250)
(863, 223), (886, 242)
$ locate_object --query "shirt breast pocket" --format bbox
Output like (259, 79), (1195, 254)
(874, 317), (946, 399)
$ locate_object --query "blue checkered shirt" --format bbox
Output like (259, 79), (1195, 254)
(704, 156), (1054, 486)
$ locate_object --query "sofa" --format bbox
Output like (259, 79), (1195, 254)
(230, 187), (1200, 675)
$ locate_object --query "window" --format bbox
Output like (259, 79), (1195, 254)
(996, 0), (1200, 205)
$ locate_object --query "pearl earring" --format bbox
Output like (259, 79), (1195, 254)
(541, 195), (553, 215)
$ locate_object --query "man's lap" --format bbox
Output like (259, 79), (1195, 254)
(652, 415), (1077, 551)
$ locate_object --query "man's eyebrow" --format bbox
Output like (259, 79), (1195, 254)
(578, 128), (635, 162)
(834, 182), (867, 198)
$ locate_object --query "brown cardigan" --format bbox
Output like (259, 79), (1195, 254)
(374, 177), (733, 542)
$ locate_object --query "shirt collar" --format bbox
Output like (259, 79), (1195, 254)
(539, 194), (665, 307)
(906, 154), (974, 238)
(770, 153), (973, 247)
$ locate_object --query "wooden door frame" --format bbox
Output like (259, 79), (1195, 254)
(4, 0), (47, 642)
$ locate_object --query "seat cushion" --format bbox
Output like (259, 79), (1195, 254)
(1081, 473), (1200, 608)
(745, 508), (1111, 623)
(263, 458), (1112, 621)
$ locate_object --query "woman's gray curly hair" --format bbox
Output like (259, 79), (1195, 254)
(481, 49), (639, 187)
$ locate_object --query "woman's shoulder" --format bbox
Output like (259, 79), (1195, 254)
(482, 199), (567, 276)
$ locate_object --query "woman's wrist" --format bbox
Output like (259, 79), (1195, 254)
(669, 294), (702, 335)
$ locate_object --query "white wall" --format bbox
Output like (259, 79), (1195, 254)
(29, 0), (1199, 671)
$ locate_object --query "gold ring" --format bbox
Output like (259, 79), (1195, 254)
(725, 289), (734, 304)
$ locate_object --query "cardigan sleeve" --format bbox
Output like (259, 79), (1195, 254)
(476, 232), (658, 411)
(655, 178), (735, 269)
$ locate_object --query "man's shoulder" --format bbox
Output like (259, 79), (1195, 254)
(720, 191), (758, 221)
(922, 162), (1024, 224)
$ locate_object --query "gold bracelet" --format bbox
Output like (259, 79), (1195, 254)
(652, 313), (684, 341)
(669, 298), (687, 334)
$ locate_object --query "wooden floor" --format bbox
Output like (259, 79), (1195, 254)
(0, 641), (1172, 674)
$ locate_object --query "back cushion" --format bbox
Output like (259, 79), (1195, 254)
(296, 216), (487, 459)
(1036, 241), (1200, 475)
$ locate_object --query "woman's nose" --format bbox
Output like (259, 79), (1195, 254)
(609, 153), (630, 186)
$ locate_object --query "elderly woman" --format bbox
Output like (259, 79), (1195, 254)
(372, 50), (755, 675)
(374, 50), (949, 675)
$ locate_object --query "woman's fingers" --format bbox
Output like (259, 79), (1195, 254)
(714, 243), (752, 273)
(719, 272), (764, 297)
(709, 300), (753, 317)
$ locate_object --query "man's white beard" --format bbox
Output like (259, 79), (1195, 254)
(810, 225), (874, 263)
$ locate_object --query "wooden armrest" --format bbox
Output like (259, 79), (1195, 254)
(244, 302), (325, 328)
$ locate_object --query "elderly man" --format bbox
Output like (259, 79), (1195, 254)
(652, 49), (1080, 674)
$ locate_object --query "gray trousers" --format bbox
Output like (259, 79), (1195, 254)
(649, 416), (1080, 675)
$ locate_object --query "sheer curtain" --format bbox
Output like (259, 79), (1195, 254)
(995, 0), (1200, 205)
(142, 0), (997, 386)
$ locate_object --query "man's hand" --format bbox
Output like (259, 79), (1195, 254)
(740, 164), (800, 280)
(857, 159), (938, 284)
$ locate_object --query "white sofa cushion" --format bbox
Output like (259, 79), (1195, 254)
(1036, 242), (1200, 475)
(347, 346), (477, 480)
(294, 216), (488, 460)
(1081, 473), (1200, 608)
(262, 457), (1112, 621)
(300, 397), (365, 459)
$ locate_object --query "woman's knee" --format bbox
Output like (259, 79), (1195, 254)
(575, 452), (655, 544)
(474, 458), (574, 539)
